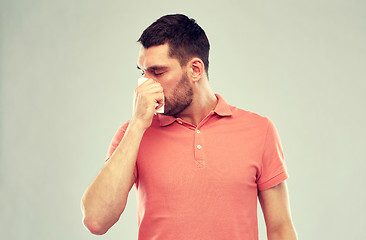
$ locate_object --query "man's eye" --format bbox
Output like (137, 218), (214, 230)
(154, 72), (164, 76)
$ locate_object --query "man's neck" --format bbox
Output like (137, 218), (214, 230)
(176, 90), (217, 127)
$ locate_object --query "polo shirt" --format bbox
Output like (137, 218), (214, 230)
(105, 94), (288, 240)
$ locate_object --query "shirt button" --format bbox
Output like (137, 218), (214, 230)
(197, 145), (202, 150)
(196, 130), (200, 134)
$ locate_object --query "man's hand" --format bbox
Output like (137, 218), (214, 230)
(130, 78), (164, 130)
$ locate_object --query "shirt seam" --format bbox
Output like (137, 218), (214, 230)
(258, 118), (270, 179)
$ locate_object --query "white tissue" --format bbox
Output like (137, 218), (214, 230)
(137, 77), (164, 114)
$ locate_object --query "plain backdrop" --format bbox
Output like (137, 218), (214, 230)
(1, 0), (365, 239)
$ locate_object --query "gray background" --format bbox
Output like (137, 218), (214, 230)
(1, 0), (365, 239)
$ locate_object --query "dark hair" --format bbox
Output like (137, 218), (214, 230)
(138, 14), (210, 74)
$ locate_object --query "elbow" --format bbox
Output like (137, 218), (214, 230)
(80, 194), (126, 235)
(82, 217), (110, 235)
(81, 199), (109, 235)
(81, 205), (121, 235)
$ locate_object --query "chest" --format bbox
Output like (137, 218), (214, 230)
(136, 124), (265, 196)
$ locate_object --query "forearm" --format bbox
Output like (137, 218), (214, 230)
(267, 223), (297, 240)
(81, 123), (145, 234)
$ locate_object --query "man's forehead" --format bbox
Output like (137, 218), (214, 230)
(137, 44), (175, 69)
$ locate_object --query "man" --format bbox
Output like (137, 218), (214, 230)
(81, 14), (297, 240)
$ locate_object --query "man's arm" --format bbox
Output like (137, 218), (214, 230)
(81, 78), (164, 235)
(81, 124), (143, 235)
(258, 181), (297, 240)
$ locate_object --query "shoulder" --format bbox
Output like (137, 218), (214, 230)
(228, 104), (271, 128)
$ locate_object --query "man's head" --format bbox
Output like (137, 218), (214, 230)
(138, 14), (210, 75)
(137, 43), (194, 116)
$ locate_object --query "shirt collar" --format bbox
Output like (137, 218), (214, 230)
(213, 94), (232, 117)
(158, 93), (232, 127)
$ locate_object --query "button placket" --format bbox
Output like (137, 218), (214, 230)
(194, 127), (205, 164)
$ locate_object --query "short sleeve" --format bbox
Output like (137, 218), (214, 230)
(257, 118), (288, 191)
(104, 121), (138, 181)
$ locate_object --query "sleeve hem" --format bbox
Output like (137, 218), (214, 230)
(257, 171), (288, 191)
(133, 166), (138, 185)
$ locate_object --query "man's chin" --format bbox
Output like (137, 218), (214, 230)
(160, 106), (189, 117)
(159, 105), (180, 117)
(159, 110), (174, 116)
(159, 104), (178, 116)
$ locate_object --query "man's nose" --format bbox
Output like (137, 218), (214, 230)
(143, 72), (153, 79)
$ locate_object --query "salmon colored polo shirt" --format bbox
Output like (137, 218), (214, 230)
(105, 94), (288, 240)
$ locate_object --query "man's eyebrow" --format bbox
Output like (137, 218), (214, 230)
(137, 65), (168, 71)
(149, 65), (167, 69)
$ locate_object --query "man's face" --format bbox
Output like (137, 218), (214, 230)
(137, 43), (193, 116)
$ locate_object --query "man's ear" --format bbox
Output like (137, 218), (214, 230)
(188, 58), (205, 83)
